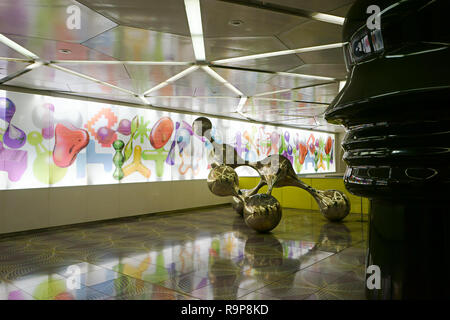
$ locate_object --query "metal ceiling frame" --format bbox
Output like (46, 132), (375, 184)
(216, 0), (345, 25)
(0, 0), (347, 133)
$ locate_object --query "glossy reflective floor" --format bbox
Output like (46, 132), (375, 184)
(0, 206), (368, 300)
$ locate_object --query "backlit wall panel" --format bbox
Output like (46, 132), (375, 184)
(0, 90), (335, 190)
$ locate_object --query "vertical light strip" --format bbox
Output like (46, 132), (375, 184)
(138, 95), (150, 105)
(0, 34), (40, 60)
(276, 72), (335, 81)
(236, 96), (247, 112)
(212, 43), (345, 64)
(201, 66), (244, 96)
(310, 13), (345, 25)
(184, 0), (206, 61)
(143, 65), (199, 96)
(0, 61), (44, 84)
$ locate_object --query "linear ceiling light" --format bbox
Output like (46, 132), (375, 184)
(0, 61), (44, 84)
(137, 95), (150, 105)
(50, 60), (193, 66)
(184, 0), (206, 61)
(143, 65), (199, 96)
(0, 56), (34, 63)
(0, 34), (39, 60)
(143, 95), (239, 99)
(236, 96), (248, 112)
(252, 97), (329, 105)
(276, 72), (335, 81)
(49, 64), (137, 95)
(310, 13), (345, 25)
(212, 43), (345, 64)
(201, 66), (244, 96)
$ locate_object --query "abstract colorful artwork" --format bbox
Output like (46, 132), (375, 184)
(0, 90), (336, 190)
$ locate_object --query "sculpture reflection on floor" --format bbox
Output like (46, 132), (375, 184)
(193, 117), (351, 233)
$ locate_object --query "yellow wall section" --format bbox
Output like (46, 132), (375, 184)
(239, 177), (370, 214)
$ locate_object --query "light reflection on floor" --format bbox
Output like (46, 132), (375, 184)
(0, 206), (368, 300)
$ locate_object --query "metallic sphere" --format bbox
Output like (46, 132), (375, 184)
(207, 165), (239, 197)
(192, 117), (213, 139)
(316, 189), (351, 222)
(232, 196), (244, 216)
(243, 194), (282, 233)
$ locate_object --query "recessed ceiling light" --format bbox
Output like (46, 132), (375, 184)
(58, 49), (72, 54)
(228, 19), (244, 27)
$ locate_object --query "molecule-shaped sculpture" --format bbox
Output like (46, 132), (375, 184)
(193, 117), (351, 233)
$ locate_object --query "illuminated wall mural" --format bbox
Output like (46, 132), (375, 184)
(0, 90), (336, 190)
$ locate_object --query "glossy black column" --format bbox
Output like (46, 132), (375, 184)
(366, 199), (450, 299)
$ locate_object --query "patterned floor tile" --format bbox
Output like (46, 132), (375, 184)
(0, 206), (368, 300)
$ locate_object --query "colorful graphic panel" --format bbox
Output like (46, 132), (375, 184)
(0, 90), (336, 190)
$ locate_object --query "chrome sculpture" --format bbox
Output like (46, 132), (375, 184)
(195, 117), (350, 233)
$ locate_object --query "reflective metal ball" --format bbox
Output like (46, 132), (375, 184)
(317, 189), (351, 222)
(207, 165), (239, 197)
(243, 194), (282, 233)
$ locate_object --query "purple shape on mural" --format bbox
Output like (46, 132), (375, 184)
(0, 141), (27, 182)
(0, 97), (27, 149)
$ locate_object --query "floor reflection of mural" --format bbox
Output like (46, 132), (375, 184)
(0, 207), (367, 300)
(0, 91), (336, 190)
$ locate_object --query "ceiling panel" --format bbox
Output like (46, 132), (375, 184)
(261, 82), (340, 104)
(206, 36), (293, 62)
(201, 0), (306, 37)
(265, 74), (330, 90)
(278, 20), (342, 48)
(125, 64), (189, 95)
(261, 0), (354, 13)
(2, 34), (117, 61)
(277, 117), (345, 132)
(77, 0), (191, 36)
(0, 0), (116, 43)
(146, 96), (242, 116)
(327, 2), (355, 16)
(243, 98), (328, 116)
(66, 91), (141, 105)
(288, 64), (347, 80)
(4, 65), (131, 96)
(82, 26), (195, 62)
(244, 112), (318, 126)
(217, 54), (304, 73)
(56, 63), (130, 82)
(296, 47), (345, 65)
(0, 60), (31, 81)
(211, 67), (278, 96)
(0, 42), (28, 60)
(150, 68), (238, 97)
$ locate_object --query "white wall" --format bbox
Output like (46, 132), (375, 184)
(335, 131), (347, 174)
(0, 180), (230, 235)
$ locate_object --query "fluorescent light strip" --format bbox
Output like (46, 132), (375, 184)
(310, 13), (345, 25)
(212, 43), (345, 64)
(201, 66), (244, 96)
(253, 97), (329, 105)
(145, 95), (239, 99)
(49, 64), (137, 96)
(0, 34), (40, 60)
(184, 0), (206, 61)
(138, 95), (150, 105)
(0, 61), (44, 84)
(143, 65), (199, 96)
(50, 60), (193, 66)
(0, 56), (33, 63)
(236, 96), (248, 112)
(276, 72), (335, 81)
